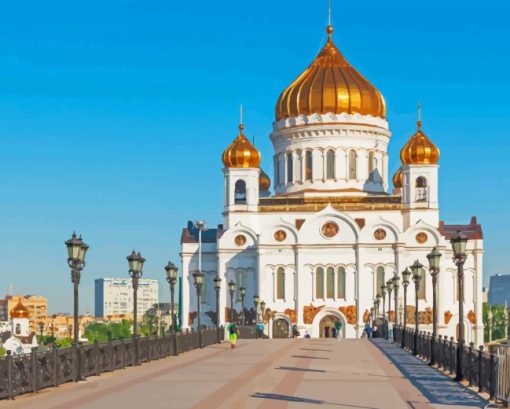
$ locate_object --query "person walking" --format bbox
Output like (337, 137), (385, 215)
(335, 321), (343, 341)
(364, 324), (373, 339)
(227, 322), (238, 349)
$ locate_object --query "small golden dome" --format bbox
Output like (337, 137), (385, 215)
(11, 300), (29, 319)
(392, 168), (402, 189)
(222, 124), (261, 168)
(259, 169), (271, 192)
(400, 120), (440, 165)
(275, 25), (386, 121)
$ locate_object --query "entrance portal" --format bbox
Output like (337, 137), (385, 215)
(272, 318), (290, 338)
(319, 314), (340, 338)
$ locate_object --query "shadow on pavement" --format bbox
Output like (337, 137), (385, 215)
(276, 366), (326, 373)
(300, 348), (332, 352)
(252, 392), (378, 408)
(372, 339), (488, 408)
(291, 355), (330, 360)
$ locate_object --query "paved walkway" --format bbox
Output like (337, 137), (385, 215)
(1, 339), (489, 409)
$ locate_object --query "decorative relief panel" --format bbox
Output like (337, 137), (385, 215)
(363, 309), (370, 324)
(444, 310), (453, 325)
(234, 234), (246, 246)
(374, 228), (386, 240)
(274, 230), (287, 242)
(416, 232), (428, 244)
(303, 304), (324, 324)
(321, 222), (339, 238)
(284, 308), (296, 324)
(339, 305), (356, 325)
(468, 310), (476, 324)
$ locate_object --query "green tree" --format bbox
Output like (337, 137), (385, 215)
(0, 347), (5, 357)
(37, 335), (56, 345)
(483, 303), (507, 342)
(83, 320), (133, 343)
(55, 338), (73, 348)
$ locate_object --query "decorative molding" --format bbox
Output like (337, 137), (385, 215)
(273, 112), (389, 131)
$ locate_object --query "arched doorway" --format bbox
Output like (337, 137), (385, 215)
(319, 315), (340, 338)
(272, 318), (290, 338)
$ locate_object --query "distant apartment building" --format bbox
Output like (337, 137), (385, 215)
(42, 314), (95, 339)
(4, 295), (47, 333)
(488, 274), (510, 305)
(95, 278), (159, 319)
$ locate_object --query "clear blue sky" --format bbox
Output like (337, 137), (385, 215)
(1, 1), (508, 314)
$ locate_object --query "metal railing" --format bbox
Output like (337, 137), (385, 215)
(0, 326), (222, 400)
(394, 325), (499, 400)
(496, 344), (510, 404)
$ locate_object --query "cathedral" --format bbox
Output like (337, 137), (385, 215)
(180, 22), (484, 344)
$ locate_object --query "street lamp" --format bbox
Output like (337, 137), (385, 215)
(193, 271), (204, 348)
(487, 307), (493, 343)
(239, 287), (246, 325)
(370, 307), (375, 327)
(450, 231), (468, 381)
(127, 250), (145, 365)
(65, 232), (88, 381)
(165, 260), (178, 355)
(38, 322), (44, 339)
(410, 260), (424, 356)
(253, 295), (260, 339)
(228, 280), (236, 323)
(214, 277), (222, 343)
(401, 268), (412, 348)
(386, 279), (394, 340)
(381, 284), (387, 337)
(376, 294), (382, 318)
(427, 246), (442, 366)
(392, 274), (400, 342)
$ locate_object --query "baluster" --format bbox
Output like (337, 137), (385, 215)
(468, 342), (474, 387)
(53, 344), (58, 387)
(31, 347), (38, 394)
(450, 337), (454, 374)
(478, 345), (483, 393)
(489, 351), (495, 400)
(7, 350), (13, 400)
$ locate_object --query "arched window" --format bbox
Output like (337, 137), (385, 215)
(305, 151), (313, 181)
(326, 267), (334, 298)
(326, 150), (335, 179)
(418, 272), (426, 300)
(416, 176), (427, 188)
(316, 267), (324, 299)
(287, 152), (293, 183)
(276, 267), (285, 299)
(368, 151), (376, 179)
(337, 267), (346, 299)
(236, 270), (245, 301)
(349, 150), (357, 180)
(415, 176), (428, 202)
(376, 266), (385, 296)
(234, 180), (246, 204)
(15, 323), (21, 335)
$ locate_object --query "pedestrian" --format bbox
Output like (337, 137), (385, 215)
(332, 327), (337, 338)
(335, 321), (343, 341)
(364, 324), (373, 339)
(227, 322), (238, 349)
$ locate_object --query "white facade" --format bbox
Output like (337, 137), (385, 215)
(95, 278), (159, 319)
(180, 26), (484, 345)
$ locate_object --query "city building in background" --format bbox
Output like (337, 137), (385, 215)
(95, 278), (158, 319)
(3, 295), (47, 334)
(40, 314), (95, 340)
(488, 274), (510, 305)
(1, 299), (38, 355)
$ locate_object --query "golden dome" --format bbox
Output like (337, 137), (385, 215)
(392, 167), (402, 189)
(11, 300), (29, 319)
(222, 124), (261, 168)
(259, 169), (271, 192)
(400, 120), (440, 165)
(275, 25), (386, 122)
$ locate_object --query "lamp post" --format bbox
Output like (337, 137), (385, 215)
(127, 250), (145, 365)
(410, 260), (424, 356)
(487, 307), (493, 343)
(381, 284), (387, 337)
(386, 280), (394, 340)
(392, 275), (400, 342)
(376, 294), (382, 318)
(451, 231), (468, 381)
(228, 280), (236, 323)
(239, 286), (246, 326)
(38, 322), (44, 339)
(427, 246), (442, 366)
(165, 261), (178, 355)
(193, 271), (204, 348)
(504, 302), (509, 340)
(401, 268), (412, 348)
(65, 232), (88, 381)
(213, 277), (222, 342)
(260, 300), (266, 337)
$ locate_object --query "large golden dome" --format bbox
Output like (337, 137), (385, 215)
(275, 26), (386, 122)
(259, 169), (271, 192)
(222, 124), (261, 168)
(11, 300), (29, 319)
(400, 120), (440, 165)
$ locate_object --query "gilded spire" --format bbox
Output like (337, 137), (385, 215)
(400, 107), (440, 165)
(222, 120), (261, 168)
